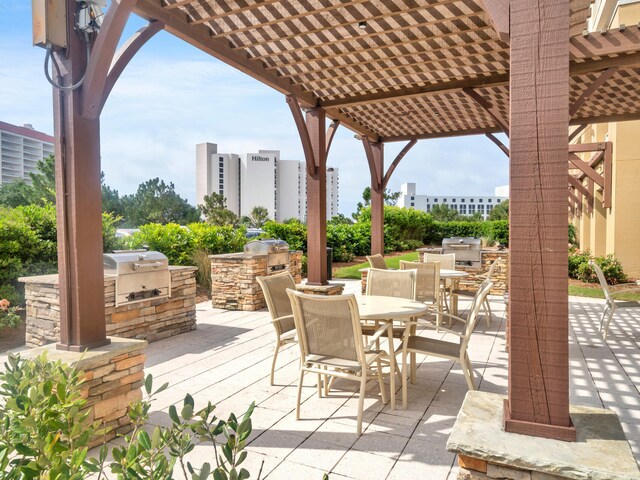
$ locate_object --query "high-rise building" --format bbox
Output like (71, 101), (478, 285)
(196, 143), (339, 222)
(195, 143), (241, 214)
(0, 121), (54, 185)
(397, 182), (507, 220)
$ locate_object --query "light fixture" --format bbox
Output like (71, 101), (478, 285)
(358, 21), (368, 30)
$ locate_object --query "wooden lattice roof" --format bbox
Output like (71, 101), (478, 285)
(134, 0), (640, 141)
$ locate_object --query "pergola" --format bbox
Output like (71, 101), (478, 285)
(48, 0), (640, 442)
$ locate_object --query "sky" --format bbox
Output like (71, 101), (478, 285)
(0, 1), (509, 216)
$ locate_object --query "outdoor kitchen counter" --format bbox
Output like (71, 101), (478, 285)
(20, 266), (198, 347)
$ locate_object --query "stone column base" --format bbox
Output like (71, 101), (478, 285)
(296, 282), (345, 295)
(447, 391), (640, 480)
(19, 337), (147, 447)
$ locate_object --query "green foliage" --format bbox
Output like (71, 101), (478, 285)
(328, 214), (353, 225)
(110, 375), (255, 480)
(488, 199), (509, 221)
(353, 187), (402, 218)
(568, 250), (627, 285)
(484, 220), (509, 246)
(101, 173), (125, 218)
(126, 223), (195, 266)
(0, 353), (107, 479)
(0, 355), (258, 480)
(568, 224), (577, 248)
(188, 223), (246, 255)
(327, 222), (371, 261)
(102, 212), (124, 253)
(242, 206), (270, 229)
(29, 155), (57, 205)
(429, 204), (461, 222)
(262, 220), (307, 252)
(0, 180), (39, 208)
(121, 178), (200, 227)
(199, 193), (238, 227)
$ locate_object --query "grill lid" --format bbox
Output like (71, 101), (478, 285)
(244, 239), (289, 255)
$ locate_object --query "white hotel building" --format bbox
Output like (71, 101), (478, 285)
(0, 121), (54, 185)
(397, 182), (507, 220)
(196, 143), (339, 222)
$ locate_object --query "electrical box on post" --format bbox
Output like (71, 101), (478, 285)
(32, 0), (68, 49)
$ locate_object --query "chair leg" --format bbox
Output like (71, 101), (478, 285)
(270, 341), (281, 386)
(357, 374), (367, 435)
(599, 304), (611, 334)
(402, 347), (409, 409)
(603, 305), (615, 340)
(410, 352), (417, 384)
(317, 371), (323, 398)
(462, 354), (476, 390)
(296, 368), (305, 421)
(484, 297), (492, 327)
(376, 358), (387, 404)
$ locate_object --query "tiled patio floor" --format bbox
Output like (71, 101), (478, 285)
(5, 279), (639, 479)
(120, 279), (640, 479)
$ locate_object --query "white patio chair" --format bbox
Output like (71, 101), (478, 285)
(400, 281), (493, 407)
(451, 257), (503, 326)
(287, 289), (388, 435)
(590, 260), (640, 339)
(423, 253), (456, 311)
(256, 272), (298, 385)
(399, 260), (442, 324)
(366, 253), (388, 270)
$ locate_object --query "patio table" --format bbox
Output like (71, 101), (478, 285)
(439, 268), (468, 316)
(357, 295), (429, 410)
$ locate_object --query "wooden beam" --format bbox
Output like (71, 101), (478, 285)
(81, 0), (137, 118)
(382, 127), (502, 143)
(568, 124), (587, 143)
(326, 120), (340, 158)
(463, 87), (509, 135)
(53, 0), (110, 350)
(319, 73), (510, 109)
(99, 21), (164, 115)
(478, 0), (510, 42)
(569, 153), (605, 188)
(315, 41), (640, 110)
(568, 175), (591, 199)
(569, 67), (618, 117)
(323, 108), (379, 140)
(361, 139), (385, 256)
(486, 133), (509, 156)
(570, 27), (640, 61)
(603, 141), (613, 209)
(133, 0), (316, 108)
(569, 142), (607, 153)
(381, 139), (417, 190)
(286, 95), (316, 178)
(505, 0), (575, 441)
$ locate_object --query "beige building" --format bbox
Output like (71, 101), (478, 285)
(570, 0), (640, 277)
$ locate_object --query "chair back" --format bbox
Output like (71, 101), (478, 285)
(460, 281), (493, 352)
(423, 253), (456, 270)
(287, 289), (364, 365)
(366, 268), (417, 300)
(366, 254), (387, 270)
(256, 272), (297, 334)
(485, 257), (503, 280)
(589, 260), (612, 302)
(399, 261), (440, 304)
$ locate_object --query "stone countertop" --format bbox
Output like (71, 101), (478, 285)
(416, 247), (510, 253)
(19, 265), (197, 284)
(209, 250), (303, 261)
(447, 391), (640, 480)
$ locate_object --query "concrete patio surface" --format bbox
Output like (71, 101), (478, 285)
(4, 279), (640, 479)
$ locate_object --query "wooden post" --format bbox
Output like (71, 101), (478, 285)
(369, 143), (384, 255)
(305, 108), (328, 285)
(52, 0), (109, 350)
(504, 0), (575, 440)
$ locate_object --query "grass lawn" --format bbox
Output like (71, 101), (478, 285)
(334, 252), (419, 279)
(569, 284), (640, 301)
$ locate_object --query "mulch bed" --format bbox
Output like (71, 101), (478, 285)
(0, 322), (26, 353)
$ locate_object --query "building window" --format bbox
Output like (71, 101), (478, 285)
(488, 199), (492, 203)
(479, 205), (485, 213)
(411, 196), (414, 200)
(434, 198), (438, 202)
(470, 198), (474, 203)
(410, 202), (415, 207)
(469, 205), (476, 214)
(451, 198), (456, 202)
(479, 198), (483, 203)
(461, 198), (465, 203)
(426, 205), (431, 212)
(460, 205), (467, 214)
(443, 198), (447, 202)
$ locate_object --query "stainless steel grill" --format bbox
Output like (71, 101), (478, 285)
(442, 237), (482, 268)
(103, 250), (171, 306)
(244, 239), (290, 273)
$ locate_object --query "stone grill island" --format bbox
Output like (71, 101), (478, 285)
(20, 266), (198, 347)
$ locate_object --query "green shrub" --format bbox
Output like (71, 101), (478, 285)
(568, 224), (578, 248)
(0, 354), (257, 480)
(569, 250), (627, 285)
(0, 298), (21, 329)
(262, 220), (307, 251)
(485, 220), (509, 246)
(188, 222), (246, 254)
(126, 223), (195, 266)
